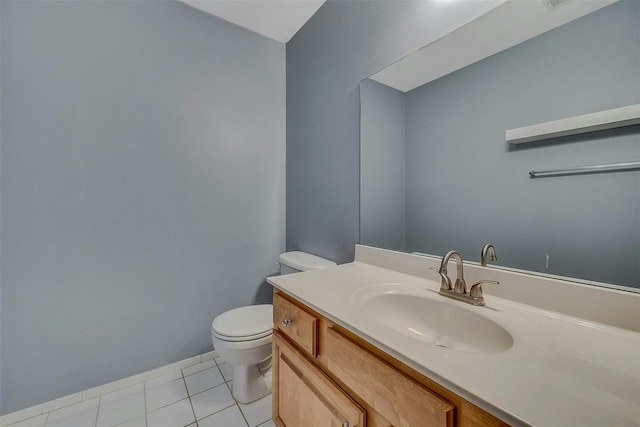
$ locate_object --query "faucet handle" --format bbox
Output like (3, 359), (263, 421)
(429, 267), (452, 291)
(469, 280), (499, 297)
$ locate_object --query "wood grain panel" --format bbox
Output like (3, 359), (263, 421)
(273, 331), (366, 427)
(327, 327), (455, 427)
(273, 292), (318, 357)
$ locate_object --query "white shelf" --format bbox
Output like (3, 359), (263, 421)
(506, 104), (640, 144)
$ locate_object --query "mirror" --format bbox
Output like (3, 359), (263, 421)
(360, 0), (639, 290)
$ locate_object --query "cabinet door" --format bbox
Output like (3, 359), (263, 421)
(327, 328), (454, 427)
(273, 331), (366, 427)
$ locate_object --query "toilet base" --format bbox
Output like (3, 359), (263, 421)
(231, 363), (272, 403)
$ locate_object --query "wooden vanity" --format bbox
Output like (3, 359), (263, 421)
(271, 290), (509, 427)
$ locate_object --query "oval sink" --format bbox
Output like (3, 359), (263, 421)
(355, 287), (513, 354)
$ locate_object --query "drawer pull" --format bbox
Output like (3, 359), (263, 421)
(342, 422), (349, 427)
(282, 318), (293, 327)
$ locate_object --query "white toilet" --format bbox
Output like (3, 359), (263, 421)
(211, 251), (336, 403)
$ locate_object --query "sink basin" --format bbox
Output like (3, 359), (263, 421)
(353, 284), (514, 354)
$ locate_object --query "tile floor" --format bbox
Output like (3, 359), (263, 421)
(5, 358), (275, 427)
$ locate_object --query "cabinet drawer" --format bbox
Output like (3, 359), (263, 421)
(273, 292), (318, 357)
(327, 328), (454, 427)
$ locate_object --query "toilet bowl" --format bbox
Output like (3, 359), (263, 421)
(211, 251), (336, 403)
(211, 304), (273, 403)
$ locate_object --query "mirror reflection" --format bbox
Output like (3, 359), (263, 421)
(360, 0), (639, 289)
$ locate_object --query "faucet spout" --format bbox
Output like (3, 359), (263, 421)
(439, 250), (466, 294)
(481, 244), (497, 266)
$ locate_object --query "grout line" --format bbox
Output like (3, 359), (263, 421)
(214, 358), (232, 385)
(210, 403), (238, 422)
(182, 368), (198, 424)
(236, 403), (250, 427)
(147, 397), (192, 416)
(189, 401), (237, 425)
(223, 379), (233, 395)
(185, 381), (229, 400)
(182, 360), (218, 379)
(93, 395), (101, 427)
(143, 380), (148, 427)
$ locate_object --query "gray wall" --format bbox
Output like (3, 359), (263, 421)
(1, 0), (285, 414)
(288, 0), (639, 285)
(360, 79), (406, 251)
(286, 0), (496, 263)
(403, 0), (639, 287)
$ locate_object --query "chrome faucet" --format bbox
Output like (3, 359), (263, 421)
(442, 250), (467, 293)
(481, 244), (497, 266)
(430, 250), (499, 306)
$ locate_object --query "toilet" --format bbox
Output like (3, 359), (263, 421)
(211, 251), (336, 403)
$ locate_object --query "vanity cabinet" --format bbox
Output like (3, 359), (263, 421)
(272, 290), (509, 427)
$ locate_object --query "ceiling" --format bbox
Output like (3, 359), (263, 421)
(180, 0), (326, 43)
(180, 0), (616, 73)
(370, 0), (618, 92)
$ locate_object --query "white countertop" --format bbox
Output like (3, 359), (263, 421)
(267, 260), (640, 427)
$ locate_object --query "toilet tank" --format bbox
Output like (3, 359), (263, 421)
(278, 251), (336, 275)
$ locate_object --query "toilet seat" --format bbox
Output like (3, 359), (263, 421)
(212, 328), (272, 342)
(212, 304), (273, 342)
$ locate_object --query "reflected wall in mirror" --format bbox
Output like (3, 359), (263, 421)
(360, 0), (639, 289)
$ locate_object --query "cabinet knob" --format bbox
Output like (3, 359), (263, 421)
(342, 422), (349, 427)
(282, 318), (293, 327)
